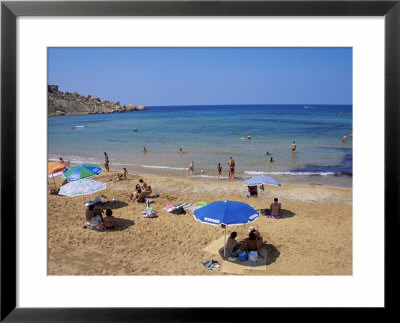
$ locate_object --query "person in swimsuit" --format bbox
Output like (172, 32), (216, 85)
(130, 184), (142, 200)
(187, 161), (194, 175)
(103, 209), (116, 229)
(104, 152), (110, 172)
(179, 148), (184, 154)
(269, 197), (281, 218)
(243, 231), (262, 256)
(291, 141), (296, 152)
(123, 168), (128, 179)
(343, 134), (347, 142)
(85, 204), (104, 223)
(217, 163), (222, 180)
(142, 146), (147, 153)
(270, 157), (274, 162)
(227, 157), (235, 179)
(247, 134), (251, 140)
(224, 232), (241, 258)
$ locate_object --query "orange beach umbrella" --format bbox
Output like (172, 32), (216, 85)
(48, 161), (67, 175)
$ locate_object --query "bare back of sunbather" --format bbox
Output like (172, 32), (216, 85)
(270, 202), (281, 216)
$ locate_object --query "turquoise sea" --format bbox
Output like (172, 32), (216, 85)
(48, 104), (353, 187)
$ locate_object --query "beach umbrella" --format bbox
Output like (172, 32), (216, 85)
(48, 161), (67, 188)
(62, 164), (102, 182)
(242, 175), (282, 216)
(48, 161), (67, 175)
(193, 200), (259, 258)
(58, 179), (106, 197)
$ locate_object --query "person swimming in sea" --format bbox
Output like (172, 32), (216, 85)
(270, 157), (274, 162)
(179, 148), (184, 154)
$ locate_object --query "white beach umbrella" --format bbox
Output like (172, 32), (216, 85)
(242, 175), (282, 216)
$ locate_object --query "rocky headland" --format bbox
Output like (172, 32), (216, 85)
(48, 85), (147, 116)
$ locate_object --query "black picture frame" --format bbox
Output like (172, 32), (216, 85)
(1, 0), (399, 321)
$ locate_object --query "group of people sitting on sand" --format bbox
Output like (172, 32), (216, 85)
(224, 227), (264, 260)
(129, 178), (152, 201)
(84, 204), (116, 230)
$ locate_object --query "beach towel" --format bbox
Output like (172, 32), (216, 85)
(165, 202), (194, 212)
(174, 202), (194, 210)
(266, 214), (281, 219)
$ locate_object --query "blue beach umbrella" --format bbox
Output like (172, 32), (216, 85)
(193, 200), (259, 258)
(58, 179), (106, 197)
(242, 175), (282, 216)
(62, 164), (102, 182)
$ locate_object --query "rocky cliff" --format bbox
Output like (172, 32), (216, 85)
(48, 85), (147, 116)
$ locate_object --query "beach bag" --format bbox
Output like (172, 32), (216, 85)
(93, 197), (101, 205)
(238, 251), (248, 261)
(248, 251), (259, 262)
(172, 206), (186, 215)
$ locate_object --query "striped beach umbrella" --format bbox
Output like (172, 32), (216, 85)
(62, 164), (102, 182)
(243, 175), (282, 217)
(58, 179), (106, 197)
(193, 200), (259, 258)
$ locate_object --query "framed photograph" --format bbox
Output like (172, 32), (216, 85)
(1, 0), (399, 321)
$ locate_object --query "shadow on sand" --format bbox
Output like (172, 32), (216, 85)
(279, 209), (296, 219)
(218, 243), (280, 267)
(98, 201), (129, 210)
(109, 218), (135, 231)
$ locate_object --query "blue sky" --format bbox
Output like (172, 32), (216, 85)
(48, 48), (352, 106)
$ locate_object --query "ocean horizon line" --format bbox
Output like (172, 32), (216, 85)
(146, 103), (353, 108)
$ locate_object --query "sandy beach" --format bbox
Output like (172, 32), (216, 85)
(47, 168), (352, 276)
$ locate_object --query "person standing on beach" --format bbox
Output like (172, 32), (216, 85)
(123, 168), (128, 179)
(228, 157), (235, 179)
(291, 141), (296, 152)
(104, 152), (110, 172)
(217, 163), (222, 180)
(187, 161), (194, 175)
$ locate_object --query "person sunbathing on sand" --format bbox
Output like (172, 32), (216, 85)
(269, 198), (281, 217)
(224, 232), (239, 258)
(130, 184), (142, 200)
(243, 231), (263, 258)
(139, 178), (148, 191)
(103, 209), (115, 229)
(115, 173), (123, 181)
(85, 204), (104, 223)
